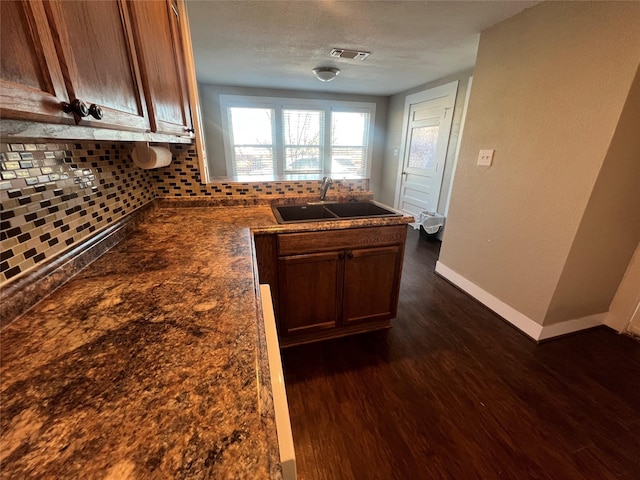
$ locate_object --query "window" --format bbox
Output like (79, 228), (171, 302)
(221, 96), (375, 177)
(331, 111), (369, 176)
(283, 109), (324, 174)
(228, 107), (275, 176)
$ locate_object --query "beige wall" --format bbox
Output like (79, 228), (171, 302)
(379, 69), (473, 208)
(545, 67), (640, 325)
(198, 84), (389, 196)
(438, 2), (640, 325)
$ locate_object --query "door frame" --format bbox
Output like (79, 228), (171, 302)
(628, 300), (640, 336)
(444, 76), (473, 217)
(394, 80), (458, 211)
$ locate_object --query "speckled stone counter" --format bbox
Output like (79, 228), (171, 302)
(0, 205), (413, 479)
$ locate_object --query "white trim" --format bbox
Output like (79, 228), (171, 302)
(626, 299), (640, 335)
(538, 313), (606, 341)
(444, 76), (473, 218)
(434, 261), (543, 339)
(220, 94), (375, 112)
(274, 106), (285, 176)
(259, 284), (296, 480)
(177, 0), (209, 182)
(394, 80), (459, 210)
(434, 261), (605, 341)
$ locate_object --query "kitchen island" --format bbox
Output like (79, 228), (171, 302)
(0, 203), (412, 479)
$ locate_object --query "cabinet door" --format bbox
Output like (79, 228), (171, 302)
(342, 246), (402, 325)
(128, 0), (193, 136)
(278, 252), (343, 336)
(43, 0), (150, 131)
(0, 0), (72, 123)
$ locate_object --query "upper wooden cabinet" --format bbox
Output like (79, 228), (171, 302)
(43, 0), (150, 131)
(129, 0), (193, 135)
(0, 0), (193, 137)
(0, 0), (72, 124)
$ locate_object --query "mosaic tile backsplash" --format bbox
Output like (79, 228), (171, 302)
(0, 142), (155, 285)
(1, 140), (370, 286)
(154, 144), (369, 198)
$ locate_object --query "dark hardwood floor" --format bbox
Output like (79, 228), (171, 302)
(281, 227), (640, 480)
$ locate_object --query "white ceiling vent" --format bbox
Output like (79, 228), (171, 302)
(330, 48), (371, 61)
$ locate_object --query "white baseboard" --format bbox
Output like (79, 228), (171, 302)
(538, 313), (606, 340)
(434, 261), (605, 341)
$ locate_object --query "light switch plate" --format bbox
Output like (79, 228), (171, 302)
(477, 149), (494, 166)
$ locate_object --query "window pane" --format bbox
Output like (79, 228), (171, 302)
(229, 107), (273, 144)
(332, 147), (364, 175)
(332, 112), (368, 146)
(283, 109), (322, 145)
(228, 107), (275, 175)
(408, 125), (438, 169)
(234, 146), (275, 175)
(285, 147), (322, 173)
(331, 112), (369, 176)
(283, 109), (323, 173)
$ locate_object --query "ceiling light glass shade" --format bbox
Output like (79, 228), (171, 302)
(313, 67), (340, 82)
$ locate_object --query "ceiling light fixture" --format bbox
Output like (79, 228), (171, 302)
(312, 67), (340, 82)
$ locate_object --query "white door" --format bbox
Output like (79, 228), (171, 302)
(395, 82), (458, 218)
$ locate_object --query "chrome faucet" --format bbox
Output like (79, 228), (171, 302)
(319, 176), (333, 201)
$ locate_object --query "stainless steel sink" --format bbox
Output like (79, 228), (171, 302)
(272, 201), (402, 224)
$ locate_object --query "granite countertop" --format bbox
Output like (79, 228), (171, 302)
(0, 204), (413, 479)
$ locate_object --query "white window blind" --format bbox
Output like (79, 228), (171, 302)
(283, 109), (324, 174)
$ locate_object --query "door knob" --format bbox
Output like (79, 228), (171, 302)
(88, 104), (103, 120)
(62, 99), (89, 117)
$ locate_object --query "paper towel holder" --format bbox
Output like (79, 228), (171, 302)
(133, 141), (154, 164)
(131, 142), (172, 169)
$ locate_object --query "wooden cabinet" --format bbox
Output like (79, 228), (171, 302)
(342, 245), (402, 325)
(0, 0), (72, 124)
(0, 0), (193, 137)
(256, 225), (407, 347)
(43, 0), (150, 131)
(128, 0), (193, 135)
(278, 251), (342, 335)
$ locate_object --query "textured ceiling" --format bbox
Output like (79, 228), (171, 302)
(186, 1), (540, 96)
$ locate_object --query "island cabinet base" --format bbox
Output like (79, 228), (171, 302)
(254, 225), (407, 347)
(279, 319), (392, 348)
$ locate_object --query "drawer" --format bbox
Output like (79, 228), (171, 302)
(277, 225), (407, 256)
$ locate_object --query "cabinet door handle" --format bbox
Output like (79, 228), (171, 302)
(338, 252), (345, 260)
(62, 99), (89, 117)
(88, 103), (103, 120)
(347, 251), (353, 259)
(184, 127), (195, 133)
